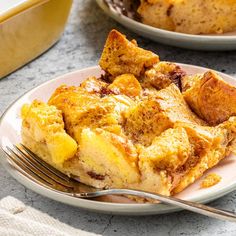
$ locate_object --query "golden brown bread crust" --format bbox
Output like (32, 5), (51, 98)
(183, 71), (236, 125)
(99, 29), (159, 79)
(48, 84), (135, 142)
(124, 84), (205, 146)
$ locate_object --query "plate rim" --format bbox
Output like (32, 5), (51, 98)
(1, 64), (236, 215)
(96, 0), (236, 41)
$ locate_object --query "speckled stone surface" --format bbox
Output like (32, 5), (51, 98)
(1, 1), (236, 235)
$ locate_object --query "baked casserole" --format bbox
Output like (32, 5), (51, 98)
(21, 30), (236, 199)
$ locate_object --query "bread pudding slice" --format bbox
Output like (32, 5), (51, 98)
(20, 30), (236, 200)
(137, 0), (236, 34)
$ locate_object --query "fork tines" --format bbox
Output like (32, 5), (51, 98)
(2, 144), (76, 192)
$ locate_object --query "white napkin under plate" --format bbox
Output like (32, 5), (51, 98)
(0, 196), (97, 236)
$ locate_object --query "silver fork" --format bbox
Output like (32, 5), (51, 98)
(2, 143), (236, 222)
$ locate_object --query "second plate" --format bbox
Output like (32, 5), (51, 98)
(96, 0), (236, 51)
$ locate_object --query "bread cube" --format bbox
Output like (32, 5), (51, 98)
(183, 71), (236, 125)
(21, 100), (77, 165)
(99, 29), (159, 79)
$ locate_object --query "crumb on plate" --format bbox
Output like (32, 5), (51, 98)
(201, 173), (221, 189)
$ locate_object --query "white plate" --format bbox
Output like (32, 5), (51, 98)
(1, 64), (236, 215)
(96, 0), (236, 51)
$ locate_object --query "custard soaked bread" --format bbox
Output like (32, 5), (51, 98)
(21, 101), (77, 166)
(138, 0), (236, 34)
(124, 84), (205, 146)
(21, 30), (236, 198)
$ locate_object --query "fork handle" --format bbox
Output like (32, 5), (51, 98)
(75, 189), (236, 222)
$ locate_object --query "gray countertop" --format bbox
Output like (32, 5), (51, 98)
(1, 1), (236, 235)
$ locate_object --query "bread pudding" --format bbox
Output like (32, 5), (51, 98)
(21, 30), (236, 199)
(137, 0), (236, 34)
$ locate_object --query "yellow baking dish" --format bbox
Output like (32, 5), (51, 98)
(0, 0), (72, 78)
